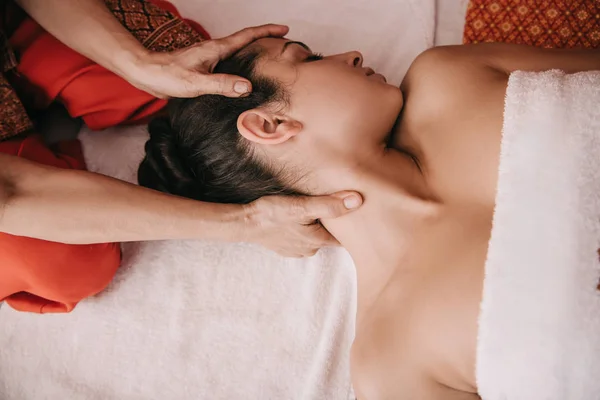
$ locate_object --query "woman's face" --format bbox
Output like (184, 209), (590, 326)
(238, 38), (404, 188)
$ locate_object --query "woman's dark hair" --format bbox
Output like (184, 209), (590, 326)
(138, 48), (300, 204)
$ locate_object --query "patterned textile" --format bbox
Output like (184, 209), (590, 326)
(1, 29), (16, 71)
(0, 73), (34, 140)
(105, 0), (203, 52)
(463, 0), (600, 48)
(0, 0), (204, 141)
(1, 1), (32, 140)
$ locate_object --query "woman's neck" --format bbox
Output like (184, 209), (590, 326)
(320, 149), (438, 316)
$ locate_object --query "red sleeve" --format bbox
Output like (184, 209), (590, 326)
(7, 0), (208, 130)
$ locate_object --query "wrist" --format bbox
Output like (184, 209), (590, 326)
(187, 201), (249, 243)
(110, 41), (152, 83)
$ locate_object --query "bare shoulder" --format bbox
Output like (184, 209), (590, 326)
(405, 45), (497, 75)
(399, 45), (508, 147)
(402, 45), (508, 104)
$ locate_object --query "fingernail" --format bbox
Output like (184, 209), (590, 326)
(234, 81), (250, 94)
(343, 195), (362, 209)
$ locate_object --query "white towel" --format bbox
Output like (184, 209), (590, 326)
(476, 70), (600, 400)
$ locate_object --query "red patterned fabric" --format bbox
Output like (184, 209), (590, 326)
(104, 0), (209, 52)
(463, 0), (600, 48)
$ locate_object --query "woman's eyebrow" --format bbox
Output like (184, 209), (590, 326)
(280, 41), (312, 55)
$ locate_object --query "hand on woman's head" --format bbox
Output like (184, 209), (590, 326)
(123, 24), (289, 98)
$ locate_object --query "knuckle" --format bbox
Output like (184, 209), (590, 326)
(241, 26), (256, 36)
(216, 73), (228, 84)
(287, 197), (306, 217)
(185, 42), (205, 54)
(252, 198), (276, 219)
(213, 75), (229, 92)
(266, 195), (284, 208)
(203, 39), (220, 51)
(241, 26), (264, 41)
(217, 41), (232, 54)
(205, 40), (228, 56)
(326, 203), (341, 217)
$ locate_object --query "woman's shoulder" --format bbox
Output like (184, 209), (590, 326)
(401, 45), (509, 129)
(403, 45), (508, 93)
(405, 45), (477, 74)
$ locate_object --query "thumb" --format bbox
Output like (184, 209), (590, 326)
(300, 191), (363, 221)
(189, 73), (252, 98)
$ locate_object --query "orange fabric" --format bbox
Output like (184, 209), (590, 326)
(6, 0), (208, 130)
(0, 135), (122, 313)
(463, 0), (600, 48)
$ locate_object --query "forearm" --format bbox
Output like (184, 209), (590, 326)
(0, 154), (245, 244)
(14, 0), (146, 79)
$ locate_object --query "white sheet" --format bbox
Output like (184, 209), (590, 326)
(434, 0), (469, 46)
(0, 1), (439, 399)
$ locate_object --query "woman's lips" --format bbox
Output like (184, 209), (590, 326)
(363, 67), (387, 83)
(369, 73), (387, 83)
(362, 67), (387, 82)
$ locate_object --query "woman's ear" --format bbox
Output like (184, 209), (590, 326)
(237, 109), (302, 145)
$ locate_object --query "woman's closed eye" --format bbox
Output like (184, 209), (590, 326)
(305, 53), (324, 62)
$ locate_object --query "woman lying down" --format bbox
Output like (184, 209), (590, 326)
(138, 38), (600, 399)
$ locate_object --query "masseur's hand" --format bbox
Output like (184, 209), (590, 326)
(125, 24), (289, 98)
(242, 192), (363, 258)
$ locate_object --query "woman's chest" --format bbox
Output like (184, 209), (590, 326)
(351, 212), (490, 399)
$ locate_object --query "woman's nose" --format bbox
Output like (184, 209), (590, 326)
(328, 51), (363, 67)
(346, 51), (363, 67)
